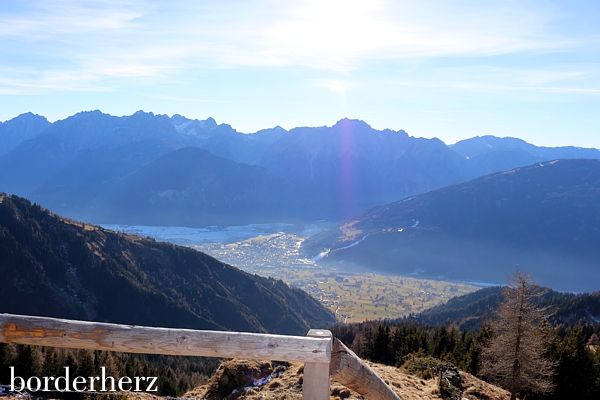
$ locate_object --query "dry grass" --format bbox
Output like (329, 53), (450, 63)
(339, 221), (363, 242)
(184, 358), (511, 400)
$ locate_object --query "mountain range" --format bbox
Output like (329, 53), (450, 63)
(2, 110), (599, 226)
(301, 159), (600, 292)
(0, 193), (335, 334)
(2, 110), (600, 293)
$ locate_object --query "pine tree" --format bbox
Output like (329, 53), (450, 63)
(15, 345), (41, 380)
(104, 353), (121, 380)
(64, 351), (78, 375)
(479, 270), (555, 400)
(159, 367), (178, 396)
(0, 343), (13, 383)
(454, 329), (472, 371)
(552, 325), (599, 399)
(371, 324), (391, 364)
(78, 350), (96, 379)
(42, 348), (59, 376)
(595, 346), (600, 396)
(432, 324), (453, 359)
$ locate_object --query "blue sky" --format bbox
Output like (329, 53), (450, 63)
(1, 0), (599, 147)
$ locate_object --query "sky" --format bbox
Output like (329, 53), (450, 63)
(1, 0), (599, 148)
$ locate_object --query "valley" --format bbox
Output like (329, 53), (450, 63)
(3, 112), (599, 293)
(106, 223), (478, 323)
(194, 233), (478, 322)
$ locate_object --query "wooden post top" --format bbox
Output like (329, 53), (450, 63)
(307, 329), (333, 339)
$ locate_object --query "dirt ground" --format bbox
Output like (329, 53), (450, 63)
(184, 358), (511, 400)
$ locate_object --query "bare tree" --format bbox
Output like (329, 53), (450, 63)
(479, 270), (556, 400)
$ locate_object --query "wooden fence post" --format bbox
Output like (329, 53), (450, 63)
(330, 338), (402, 400)
(0, 314), (399, 399)
(303, 329), (332, 400)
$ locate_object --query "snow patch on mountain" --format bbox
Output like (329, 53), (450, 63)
(310, 250), (330, 261)
(173, 119), (193, 133)
(171, 115), (218, 136)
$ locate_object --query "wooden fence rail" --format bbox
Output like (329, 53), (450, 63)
(0, 313), (400, 400)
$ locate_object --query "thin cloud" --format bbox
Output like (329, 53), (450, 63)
(318, 81), (348, 105)
(389, 63), (600, 96)
(225, 0), (577, 70)
(419, 110), (462, 114)
(145, 94), (227, 103)
(392, 80), (600, 95)
(0, 77), (112, 94)
(0, 0), (143, 38)
(0, 0), (598, 94)
(535, 86), (600, 94)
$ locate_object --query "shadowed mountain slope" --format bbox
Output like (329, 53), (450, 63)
(0, 110), (183, 197)
(0, 194), (335, 334)
(301, 159), (600, 292)
(452, 135), (600, 177)
(2, 111), (600, 227)
(0, 113), (472, 224)
(0, 112), (51, 156)
(257, 118), (470, 219)
(29, 138), (178, 221)
(94, 146), (317, 226)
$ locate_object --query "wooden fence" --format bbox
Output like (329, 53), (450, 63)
(0, 313), (400, 400)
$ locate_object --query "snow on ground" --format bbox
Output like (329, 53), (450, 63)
(335, 235), (369, 251)
(312, 234), (370, 261)
(310, 250), (330, 261)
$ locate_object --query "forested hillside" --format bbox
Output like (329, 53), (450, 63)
(416, 286), (600, 330)
(0, 193), (335, 334)
(331, 283), (600, 399)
